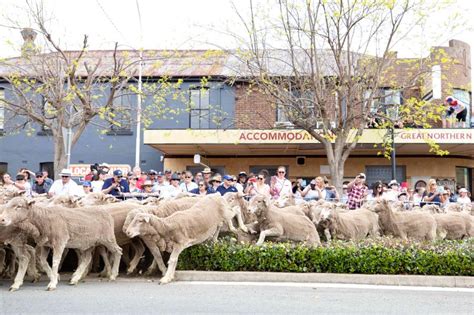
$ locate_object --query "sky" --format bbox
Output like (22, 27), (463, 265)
(0, 0), (473, 63)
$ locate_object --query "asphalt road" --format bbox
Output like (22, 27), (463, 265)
(1, 279), (473, 314)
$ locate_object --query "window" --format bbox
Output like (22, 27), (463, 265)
(276, 90), (315, 124)
(365, 165), (406, 187)
(109, 87), (132, 134)
(0, 89), (4, 132)
(368, 88), (402, 120)
(189, 88), (210, 129)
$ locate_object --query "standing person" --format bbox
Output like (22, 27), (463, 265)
(32, 171), (52, 195)
(91, 171), (106, 193)
(270, 166), (292, 200)
(384, 180), (400, 202)
(300, 179), (320, 201)
(444, 187), (457, 203)
(161, 173), (183, 198)
(136, 171), (148, 190)
(347, 173), (368, 210)
(14, 174), (32, 196)
(235, 172), (248, 193)
(245, 173), (271, 197)
(42, 170), (54, 185)
(422, 179), (445, 206)
(216, 175), (238, 195)
(49, 169), (84, 197)
(128, 176), (141, 193)
(1, 173), (17, 191)
(164, 169), (173, 185)
(152, 172), (169, 194)
(340, 184), (349, 204)
(310, 176), (337, 201)
(194, 172), (203, 184)
(457, 188), (471, 204)
(190, 180), (210, 196)
(443, 96), (468, 128)
(412, 187), (425, 206)
(180, 171), (198, 192)
(201, 167), (212, 184)
(366, 181), (384, 203)
(102, 170), (130, 196)
(82, 181), (92, 194)
(208, 175), (221, 194)
(141, 180), (154, 194)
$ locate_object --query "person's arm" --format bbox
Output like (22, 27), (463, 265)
(423, 191), (438, 202)
(346, 179), (356, 191)
(122, 180), (130, 193)
(300, 185), (310, 197)
(102, 180), (117, 194)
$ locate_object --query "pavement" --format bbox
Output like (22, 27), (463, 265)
(1, 279), (473, 314)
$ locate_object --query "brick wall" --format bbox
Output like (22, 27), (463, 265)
(234, 84), (276, 129)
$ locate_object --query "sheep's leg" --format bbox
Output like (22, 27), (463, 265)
(142, 237), (167, 275)
(103, 242), (122, 281)
(9, 245), (30, 292)
(97, 246), (112, 278)
(212, 224), (222, 243)
(70, 248), (93, 285)
(256, 227), (283, 246)
(47, 244), (65, 291)
(121, 244), (131, 267)
(58, 248), (69, 271)
(5, 250), (17, 279)
(37, 246), (52, 279)
(232, 206), (249, 233)
(144, 260), (158, 276)
(324, 228), (332, 242)
(0, 247), (6, 275)
(159, 245), (184, 285)
(25, 245), (41, 282)
(127, 239), (145, 275)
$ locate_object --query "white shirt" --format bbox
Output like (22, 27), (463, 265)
(91, 180), (104, 193)
(234, 182), (244, 193)
(272, 177), (292, 199)
(384, 190), (399, 202)
(457, 196), (471, 204)
(161, 184), (182, 199)
(152, 182), (169, 194)
(180, 182), (198, 192)
(49, 179), (84, 197)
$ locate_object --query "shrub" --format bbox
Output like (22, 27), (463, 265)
(177, 237), (474, 276)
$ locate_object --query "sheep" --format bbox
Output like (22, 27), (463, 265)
(0, 196), (122, 291)
(247, 194), (321, 246)
(318, 206), (380, 241)
(125, 193), (236, 284)
(433, 212), (473, 239)
(372, 199), (437, 241)
(77, 192), (117, 207)
(122, 196), (201, 275)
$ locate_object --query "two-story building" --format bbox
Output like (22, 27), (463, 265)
(0, 40), (472, 194)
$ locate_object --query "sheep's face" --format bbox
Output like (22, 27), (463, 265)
(275, 195), (289, 208)
(372, 200), (389, 213)
(319, 208), (332, 222)
(125, 213), (152, 238)
(248, 195), (268, 216)
(78, 193), (116, 206)
(0, 197), (33, 226)
(50, 195), (81, 208)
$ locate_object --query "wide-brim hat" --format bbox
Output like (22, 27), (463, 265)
(59, 169), (73, 177)
(143, 180), (153, 187)
(202, 167), (212, 174)
(459, 188), (468, 193)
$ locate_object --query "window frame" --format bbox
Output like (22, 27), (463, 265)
(188, 87), (211, 129)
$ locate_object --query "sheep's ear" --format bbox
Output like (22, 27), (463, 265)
(106, 195), (117, 203)
(27, 199), (36, 207)
(144, 215), (150, 223)
(263, 197), (271, 207)
(237, 191), (244, 198)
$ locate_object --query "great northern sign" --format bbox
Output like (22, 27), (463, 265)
(144, 129), (474, 145)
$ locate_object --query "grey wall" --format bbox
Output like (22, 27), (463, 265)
(0, 80), (235, 177)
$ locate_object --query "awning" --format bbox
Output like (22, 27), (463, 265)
(144, 129), (474, 158)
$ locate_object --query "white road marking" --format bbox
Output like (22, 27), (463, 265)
(177, 281), (474, 293)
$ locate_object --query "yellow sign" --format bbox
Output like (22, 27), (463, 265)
(144, 129), (474, 145)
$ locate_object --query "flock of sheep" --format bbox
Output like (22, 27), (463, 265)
(0, 190), (472, 292)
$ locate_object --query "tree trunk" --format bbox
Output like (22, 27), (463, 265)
(53, 134), (67, 180)
(330, 160), (346, 198)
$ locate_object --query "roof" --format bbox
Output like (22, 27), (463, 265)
(0, 49), (363, 79)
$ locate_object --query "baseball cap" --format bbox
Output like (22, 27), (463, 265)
(35, 172), (44, 177)
(157, 171), (164, 177)
(148, 169), (158, 175)
(165, 169), (172, 174)
(459, 188), (468, 193)
(113, 170), (123, 177)
(82, 181), (92, 187)
(388, 180), (399, 187)
(238, 171), (247, 177)
(358, 173), (366, 179)
(223, 175), (234, 181)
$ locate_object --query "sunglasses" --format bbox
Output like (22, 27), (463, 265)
(258, 177), (264, 180)
(213, 180), (221, 183)
(377, 186), (382, 189)
(278, 171), (285, 174)
(61, 176), (70, 178)
(131, 178), (138, 180)
(199, 184), (205, 186)
(185, 176), (192, 179)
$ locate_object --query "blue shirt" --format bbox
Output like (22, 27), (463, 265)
(102, 178), (130, 196)
(216, 185), (238, 196)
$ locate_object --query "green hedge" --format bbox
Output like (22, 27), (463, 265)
(177, 238), (474, 276)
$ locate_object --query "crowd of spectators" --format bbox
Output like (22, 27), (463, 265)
(0, 164), (472, 209)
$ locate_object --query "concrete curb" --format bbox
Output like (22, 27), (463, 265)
(175, 271), (474, 288)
